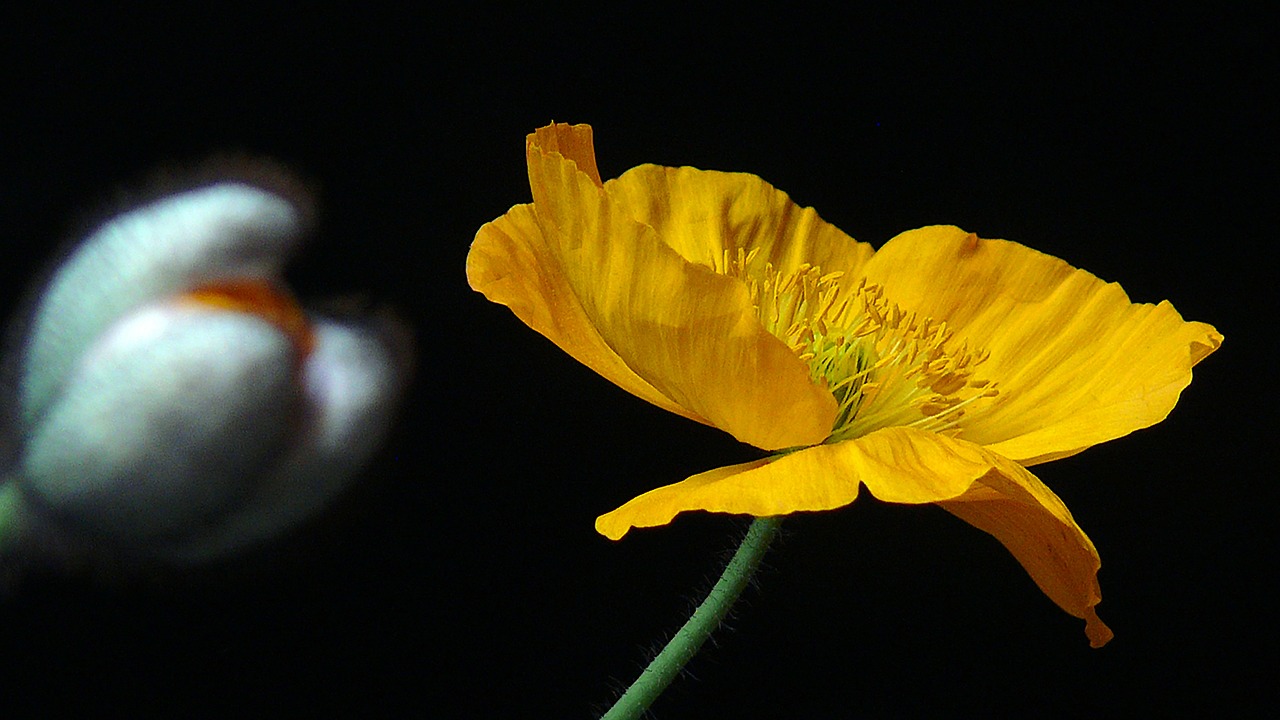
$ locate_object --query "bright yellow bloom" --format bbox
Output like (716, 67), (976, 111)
(467, 123), (1221, 648)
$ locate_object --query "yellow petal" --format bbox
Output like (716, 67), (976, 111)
(938, 474), (1112, 648)
(861, 226), (1223, 465)
(468, 204), (704, 424)
(596, 426), (1108, 645)
(521, 124), (836, 450)
(528, 123), (603, 186)
(607, 164), (875, 282)
(598, 426), (1021, 539)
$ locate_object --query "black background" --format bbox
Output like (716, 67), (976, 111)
(1, 5), (1270, 718)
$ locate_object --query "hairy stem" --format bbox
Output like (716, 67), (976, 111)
(600, 516), (782, 720)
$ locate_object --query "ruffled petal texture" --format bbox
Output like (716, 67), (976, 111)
(596, 428), (991, 537)
(469, 203), (697, 424)
(596, 427), (1111, 645)
(861, 226), (1222, 465)
(469, 124), (839, 450)
(607, 164), (875, 286)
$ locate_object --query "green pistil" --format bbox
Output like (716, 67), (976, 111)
(806, 335), (876, 442)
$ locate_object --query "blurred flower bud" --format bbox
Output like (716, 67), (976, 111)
(1, 171), (410, 565)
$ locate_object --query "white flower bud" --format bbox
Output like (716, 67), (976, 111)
(0, 173), (409, 566)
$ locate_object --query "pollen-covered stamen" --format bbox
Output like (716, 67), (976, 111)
(719, 251), (998, 443)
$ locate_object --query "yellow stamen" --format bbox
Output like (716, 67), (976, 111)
(719, 252), (997, 443)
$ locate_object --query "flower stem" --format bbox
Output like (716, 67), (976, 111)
(600, 516), (782, 720)
(0, 480), (23, 556)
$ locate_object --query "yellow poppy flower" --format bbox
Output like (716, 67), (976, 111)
(467, 123), (1221, 648)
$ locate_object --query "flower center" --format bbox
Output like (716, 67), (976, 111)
(721, 248), (998, 443)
